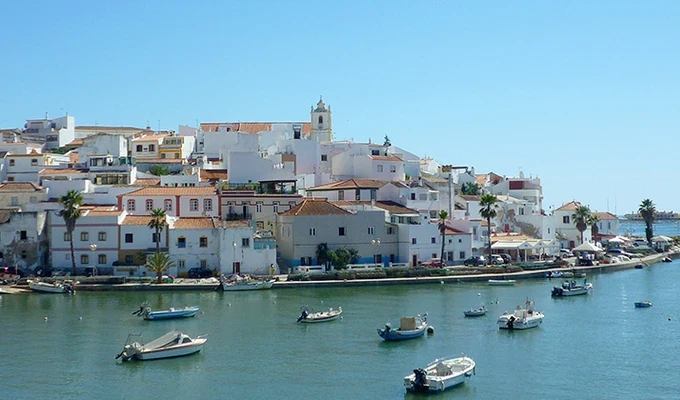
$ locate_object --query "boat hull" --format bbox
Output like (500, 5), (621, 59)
(221, 279), (275, 291)
(497, 314), (543, 330)
(298, 309), (342, 323)
(378, 326), (427, 340)
(404, 357), (475, 393)
(134, 340), (206, 360)
(488, 280), (515, 286)
(144, 307), (199, 320)
(635, 302), (652, 308)
(551, 284), (592, 297)
(29, 282), (72, 293)
(463, 308), (487, 317)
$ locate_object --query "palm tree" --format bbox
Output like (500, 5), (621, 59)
(146, 252), (176, 284)
(315, 243), (332, 270)
(572, 205), (592, 244)
(588, 214), (601, 245)
(437, 210), (449, 266)
(147, 208), (167, 254)
(59, 190), (84, 276)
(639, 199), (656, 247)
(479, 193), (498, 265)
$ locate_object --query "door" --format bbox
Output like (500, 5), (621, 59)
(232, 262), (241, 274)
(412, 254), (418, 267)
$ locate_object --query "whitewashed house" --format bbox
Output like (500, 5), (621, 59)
(0, 209), (48, 271)
(118, 214), (167, 273)
(0, 182), (47, 209)
(131, 134), (166, 161)
(118, 187), (219, 218)
(22, 114), (75, 150)
(592, 212), (620, 238)
(552, 201), (592, 249)
(167, 217), (220, 276)
(218, 189), (302, 232)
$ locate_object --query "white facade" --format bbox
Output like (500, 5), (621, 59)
(23, 114), (75, 149)
(0, 210), (48, 271)
(77, 133), (128, 166)
(552, 201), (593, 249)
(131, 135), (165, 160)
(168, 218), (220, 276)
(225, 151), (296, 184)
(119, 187), (219, 218)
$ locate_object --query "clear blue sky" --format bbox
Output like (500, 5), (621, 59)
(3, 1), (679, 215)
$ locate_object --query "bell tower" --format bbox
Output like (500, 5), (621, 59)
(310, 96), (332, 142)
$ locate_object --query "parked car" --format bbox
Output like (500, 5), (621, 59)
(188, 267), (213, 279)
(499, 254), (512, 264)
(491, 255), (505, 265)
(463, 256), (486, 266)
(559, 249), (574, 258)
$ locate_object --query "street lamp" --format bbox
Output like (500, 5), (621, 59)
(89, 243), (97, 276)
(232, 241), (237, 274)
(371, 238), (381, 264)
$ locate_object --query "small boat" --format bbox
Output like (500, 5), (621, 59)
(219, 274), (275, 291)
(378, 314), (428, 341)
(545, 271), (563, 279)
(551, 279), (593, 297)
(574, 272), (587, 278)
(634, 264), (645, 269)
(488, 279), (515, 286)
(115, 331), (207, 362)
(635, 301), (652, 308)
(497, 300), (544, 330)
(662, 257), (672, 263)
(28, 280), (75, 294)
(404, 356), (476, 393)
(297, 306), (343, 323)
(561, 271), (574, 278)
(133, 302), (199, 320)
(463, 305), (487, 317)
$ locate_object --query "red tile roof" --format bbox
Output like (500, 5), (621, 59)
(200, 169), (228, 182)
(122, 215), (155, 225)
(200, 122), (311, 135)
(307, 178), (390, 191)
(556, 201), (583, 212)
(133, 178), (161, 186)
(279, 198), (352, 216)
(368, 155), (403, 161)
(173, 217), (219, 229)
(0, 182), (44, 192)
(332, 200), (419, 215)
(592, 211), (618, 220)
(39, 168), (86, 175)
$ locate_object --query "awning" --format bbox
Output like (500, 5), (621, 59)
(491, 241), (534, 250)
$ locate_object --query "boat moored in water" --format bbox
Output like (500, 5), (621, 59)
(115, 331), (207, 361)
(551, 279), (593, 297)
(497, 300), (544, 330)
(463, 305), (487, 317)
(133, 302), (199, 320)
(488, 279), (515, 286)
(404, 356), (476, 393)
(219, 274), (275, 291)
(634, 301), (652, 308)
(378, 314), (428, 341)
(297, 306), (343, 323)
(28, 280), (75, 294)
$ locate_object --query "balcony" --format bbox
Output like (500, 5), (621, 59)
(225, 213), (252, 221)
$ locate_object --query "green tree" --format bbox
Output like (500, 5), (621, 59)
(479, 193), (498, 265)
(461, 182), (481, 195)
(438, 210), (449, 266)
(572, 205), (592, 244)
(588, 214), (601, 244)
(149, 165), (170, 176)
(59, 190), (84, 276)
(146, 252), (176, 284)
(315, 243), (332, 269)
(639, 199), (656, 247)
(147, 208), (167, 254)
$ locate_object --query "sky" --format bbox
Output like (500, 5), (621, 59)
(2, 1), (679, 215)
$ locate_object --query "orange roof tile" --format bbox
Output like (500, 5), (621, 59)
(279, 198), (351, 216)
(122, 215), (154, 225)
(133, 178), (161, 186)
(368, 155), (403, 161)
(200, 170), (228, 182)
(556, 201), (583, 212)
(0, 182), (44, 192)
(200, 122), (312, 135)
(592, 212), (618, 220)
(173, 217), (219, 229)
(39, 168), (86, 175)
(332, 200), (419, 215)
(125, 187), (217, 196)
(307, 178), (389, 191)
(459, 195), (481, 201)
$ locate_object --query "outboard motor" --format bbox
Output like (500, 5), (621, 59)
(413, 368), (429, 392)
(297, 310), (308, 323)
(507, 316), (515, 330)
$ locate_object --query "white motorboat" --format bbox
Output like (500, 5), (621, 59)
(28, 280), (75, 294)
(488, 279), (515, 286)
(551, 279), (593, 297)
(497, 300), (544, 330)
(297, 306), (343, 323)
(404, 356), (476, 393)
(116, 331), (207, 362)
(219, 275), (275, 291)
(133, 302), (199, 320)
(463, 305), (487, 317)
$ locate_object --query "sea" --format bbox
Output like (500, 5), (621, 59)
(620, 219), (680, 238)
(2, 260), (680, 400)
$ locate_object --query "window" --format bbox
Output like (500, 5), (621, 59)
(204, 199), (212, 212)
(429, 211), (438, 219)
(411, 238), (417, 244)
(519, 208), (525, 215)
(98, 254), (106, 264)
(80, 255), (89, 264)
(190, 199), (199, 211)
(31, 159), (38, 166)
(338, 191), (344, 200)
(447, 251), (453, 261)
(178, 237), (186, 248)
(370, 189), (377, 200)
(459, 251), (466, 259)
(318, 115), (323, 124)
(152, 233), (160, 243)
(563, 216), (570, 224)
(10, 197), (18, 206)
(338, 227), (346, 236)
(355, 189), (360, 201)
(98, 232), (106, 241)
(256, 203), (262, 213)
(125, 254), (134, 264)
(432, 253), (437, 259)
(390, 165), (396, 173)
(200, 237), (208, 247)
(368, 226), (374, 235)
(273, 203), (279, 213)
(309, 228), (316, 236)
(371, 149), (380, 156)
(164, 199), (172, 211)
(80, 232), (89, 241)
(301, 256), (312, 266)
(178, 259), (186, 269)
(387, 227), (395, 235)
(377, 165), (384, 172)
(321, 154), (327, 161)
(20, 231), (27, 240)
(136, 145), (143, 152)
(431, 237), (436, 244)
(200, 260), (208, 269)
(148, 144), (155, 152)
(9, 159), (15, 166)
(410, 193), (416, 200)
(145, 199), (153, 211)
(64, 232), (71, 241)
(127, 200), (136, 211)
(125, 233), (133, 243)
(241, 238), (250, 247)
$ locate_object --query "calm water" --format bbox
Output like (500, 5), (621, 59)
(2, 262), (680, 400)
(620, 219), (680, 237)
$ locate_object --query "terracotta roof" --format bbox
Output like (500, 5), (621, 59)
(85, 207), (123, 217)
(592, 212), (618, 220)
(136, 158), (185, 164)
(133, 178), (161, 186)
(125, 187), (217, 196)
(200, 169), (228, 182)
(444, 226), (467, 234)
(459, 195), (481, 201)
(7, 152), (44, 158)
(224, 220), (250, 228)
(307, 178), (389, 191)
(332, 200), (419, 215)
(279, 198), (352, 217)
(173, 217), (219, 229)
(200, 122), (312, 135)
(368, 155), (403, 161)
(122, 215), (155, 225)
(131, 134), (167, 142)
(0, 182), (44, 192)
(65, 139), (84, 147)
(475, 172), (503, 186)
(490, 233), (534, 243)
(39, 168), (86, 175)
(555, 201), (583, 212)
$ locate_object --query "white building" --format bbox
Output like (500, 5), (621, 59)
(552, 201), (592, 249)
(118, 187), (219, 218)
(0, 209), (48, 271)
(22, 114), (75, 150)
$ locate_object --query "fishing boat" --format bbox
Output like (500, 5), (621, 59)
(28, 280), (75, 294)
(551, 279), (593, 297)
(463, 305), (487, 317)
(115, 331), (207, 361)
(634, 301), (652, 308)
(497, 300), (544, 330)
(133, 302), (199, 320)
(219, 275), (275, 291)
(377, 314), (428, 341)
(404, 356), (476, 393)
(488, 279), (516, 286)
(297, 306), (343, 323)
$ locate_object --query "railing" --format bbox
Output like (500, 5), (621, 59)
(225, 212), (252, 221)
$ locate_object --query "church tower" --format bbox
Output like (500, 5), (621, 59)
(310, 96), (332, 142)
